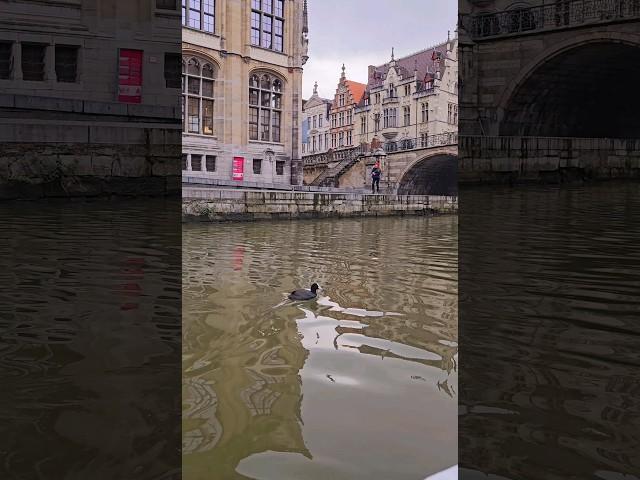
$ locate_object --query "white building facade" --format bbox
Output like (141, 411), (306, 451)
(354, 35), (458, 152)
(301, 82), (331, 156)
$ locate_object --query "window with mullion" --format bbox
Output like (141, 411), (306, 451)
(183, 0), (215, 33)
(182, 57), (216, 135)
(188, 0), (201, 29)
(251, 0), (284, 53)
(249, 73), (283, 143)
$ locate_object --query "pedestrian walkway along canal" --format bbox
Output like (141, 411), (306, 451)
(183, 215), (458, 480)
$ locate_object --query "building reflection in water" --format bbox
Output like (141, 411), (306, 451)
(183, 216), (458, 480)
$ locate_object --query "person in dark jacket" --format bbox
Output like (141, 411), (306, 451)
(371, 162), (381, 193)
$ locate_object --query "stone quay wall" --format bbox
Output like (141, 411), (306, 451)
(459, 136), (640, 184)
(182, 188), (458, 222)
(0, 94), (181, 199)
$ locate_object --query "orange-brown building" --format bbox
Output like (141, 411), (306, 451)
(329, 65), (365, 150)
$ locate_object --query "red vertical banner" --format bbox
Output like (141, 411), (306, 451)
(232, 156), (244, 181)
(118, 49), (143, 104)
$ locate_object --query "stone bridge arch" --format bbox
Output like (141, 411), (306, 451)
(396, 152), (458, 196)
(497, 31), (640, 137)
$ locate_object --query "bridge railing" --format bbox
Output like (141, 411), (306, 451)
(462, 0), (640, 39)
(303, 146), (364, 166)
(303, 133), (458, 167)
(383, 132), (458, 153)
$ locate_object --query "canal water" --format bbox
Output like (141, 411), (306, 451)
(459, 182), (640, 480)
(0, 199), (181, 480)
(183, 216), (458, 479)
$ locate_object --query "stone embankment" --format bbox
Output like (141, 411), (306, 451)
(0, 93), (180, 199)
(182, 188), (457, 222)
(459, 136), (640, 184)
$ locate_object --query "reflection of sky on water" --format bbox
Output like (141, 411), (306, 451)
(183, 216), (457, 480)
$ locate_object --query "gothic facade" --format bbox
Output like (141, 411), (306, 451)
(182, 0), (309, 186)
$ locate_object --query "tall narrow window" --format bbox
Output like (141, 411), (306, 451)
(164, 53), (181, 88)
(183, 0), (215, 33)
(347, 130), (352, 145)
(249, 72), (283, 142)
(251, 0), (285, 53)
(189, 0), (201, 29)
(421, 102), (429, 123)
(22, 43), (46, 81)
(360, 116), (366, 134)
(276, 160), (284, 175)
(55, 45), (78, 83)
(205, 155), (216, 172)
(403, 106), (411, 126)
(338, 132), (344, 147)
(0, 42), (13, 79)
(374, 113), (380, 132)
(346, 109), (352, 125)
(182, 57), (216, 135)
(319, 115), (323, 128)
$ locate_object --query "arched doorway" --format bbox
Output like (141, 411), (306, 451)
(500, 40), (640, 137)
(397, 154), (458, 196)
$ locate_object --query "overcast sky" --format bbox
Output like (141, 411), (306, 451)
(303, 0), (457, 100)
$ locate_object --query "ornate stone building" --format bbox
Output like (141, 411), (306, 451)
(354, 35), (458, 152)
(0, 0), (181, 197)
(182, 0), (309, 187)
(301, 81), (331, 156)
(329, 65), (366, 151)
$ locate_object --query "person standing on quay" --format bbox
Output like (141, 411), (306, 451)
(371, 162), (382, 194)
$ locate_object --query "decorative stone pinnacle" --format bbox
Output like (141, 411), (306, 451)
(313, 81), (318, 94)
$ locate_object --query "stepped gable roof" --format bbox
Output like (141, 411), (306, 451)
(344, 79), (366, 105)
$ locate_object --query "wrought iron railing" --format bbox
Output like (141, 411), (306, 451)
(383, 132), (458, 153)
(303, 132), (457, 166)
(463, 0), (640, 39)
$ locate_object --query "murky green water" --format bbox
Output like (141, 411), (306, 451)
(0, 199), (181, 480)
(459, 183), (640, 479)
(183, 216), (458, 480)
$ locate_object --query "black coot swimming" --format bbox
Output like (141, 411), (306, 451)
(288, 283), (320, 301)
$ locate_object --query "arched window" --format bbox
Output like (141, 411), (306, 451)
(182, 57), (216, 135)
(249, 72), (283, 142)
